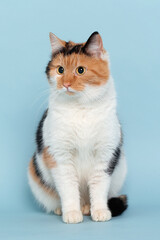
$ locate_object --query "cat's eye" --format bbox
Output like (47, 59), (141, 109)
(76, 66), (86, 75)
(57, 66), (64, 74)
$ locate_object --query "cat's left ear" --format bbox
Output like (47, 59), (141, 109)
(83, 32), (104, 58)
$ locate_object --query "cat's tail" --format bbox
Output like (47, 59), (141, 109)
(108, 195), (128, 217)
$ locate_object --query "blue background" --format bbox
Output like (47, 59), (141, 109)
(0, 0), (160, 239)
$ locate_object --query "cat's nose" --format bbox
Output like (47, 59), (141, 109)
(63, 82), (71, 88)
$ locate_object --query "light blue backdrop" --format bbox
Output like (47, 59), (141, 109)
(0, 0), (160, 239)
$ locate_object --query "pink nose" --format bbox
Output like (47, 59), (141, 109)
(63, 83), (71, 88)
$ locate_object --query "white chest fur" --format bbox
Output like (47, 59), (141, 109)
(43, 78), (120, 167)
(44, 101), (119, 161)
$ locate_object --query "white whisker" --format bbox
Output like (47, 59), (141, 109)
(31, 88), (50, 107)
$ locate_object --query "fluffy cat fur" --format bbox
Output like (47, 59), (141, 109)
(28, 31), (128, 223)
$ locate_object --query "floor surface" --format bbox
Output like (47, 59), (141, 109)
(1, 205), (159, 240)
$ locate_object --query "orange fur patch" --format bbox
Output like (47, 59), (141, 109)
(42, 147), (57, 168)
(48, 52), (109, 91)
(29, 157), (59, 198)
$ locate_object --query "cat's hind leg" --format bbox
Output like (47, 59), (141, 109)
(81, 204), (90, 216)
(28, 155), (61, 214)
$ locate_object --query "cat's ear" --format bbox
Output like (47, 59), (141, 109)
(84, 32), (103, 58)
(49, 32), (65, 54)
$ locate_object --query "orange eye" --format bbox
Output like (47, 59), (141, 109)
(57, 66), (64, 74)
(76, 66), (86, 75)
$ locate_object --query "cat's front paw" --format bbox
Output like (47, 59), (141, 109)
(63, 210), (83, 224)
(91, 209), (111, 222)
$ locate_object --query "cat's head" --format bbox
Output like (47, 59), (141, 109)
(46, 32), (110, 103)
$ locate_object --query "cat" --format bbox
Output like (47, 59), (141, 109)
(28, 31), (128, 223)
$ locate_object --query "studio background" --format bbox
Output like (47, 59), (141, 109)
(0, 0), (160, 239)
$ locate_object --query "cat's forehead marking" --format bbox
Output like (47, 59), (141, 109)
(51, 41), (86, 59)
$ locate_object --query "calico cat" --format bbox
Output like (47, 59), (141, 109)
(28, 32), (127, 223)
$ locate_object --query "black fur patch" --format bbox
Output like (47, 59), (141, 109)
(36, 110), (48, 153)
(106, 146), (121, 175)
(51, 43), (84, 59)
(108, 195), (128, 217)
(33, 153), (52, 188)
(32, 153), (45, 184)
(45, 60), (52, 76)
(67, 44), (84, 55)
(33, 154), (40, 177)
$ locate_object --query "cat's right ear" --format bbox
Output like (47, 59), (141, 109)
(49, 33), (65, 55)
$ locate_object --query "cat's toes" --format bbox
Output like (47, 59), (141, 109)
(91, 209), (112, 222)
(81, 204), (90, 215)
(63, 210), (83, 224)
(54, 207), (62, 216)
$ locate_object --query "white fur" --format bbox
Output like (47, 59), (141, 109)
(29, 73), (127, 223)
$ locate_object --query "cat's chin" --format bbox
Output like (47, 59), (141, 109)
(65, 90), (75, 96)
